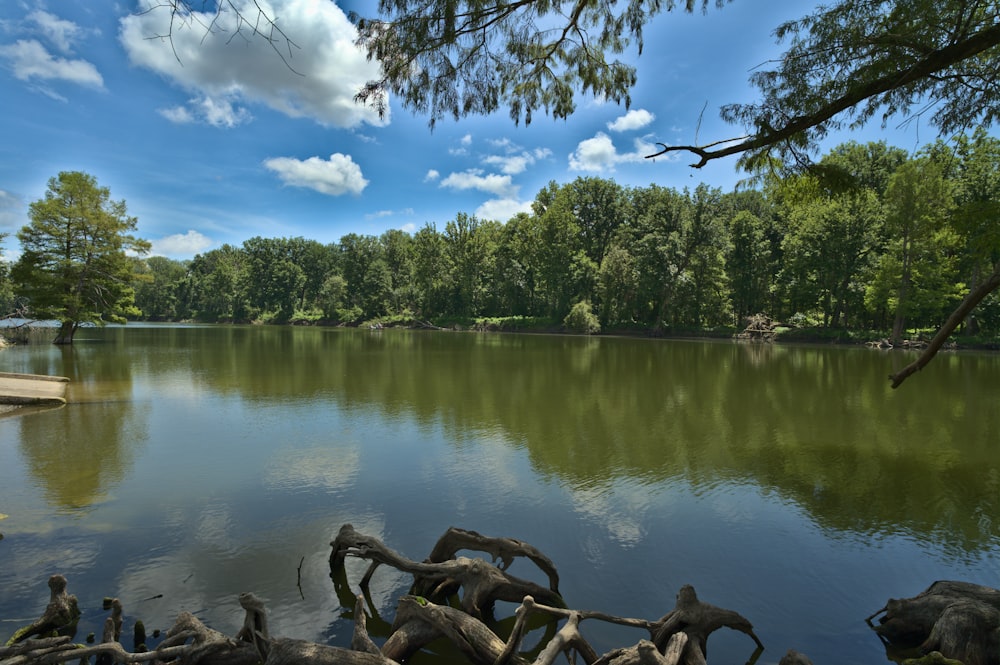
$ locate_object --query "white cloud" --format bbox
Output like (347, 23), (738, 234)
(482, 147), (552, 175)
(365, 207), (413, 220)
(119, 0), (385, 128)
(475, 198), (532, 222)
(158, 105), (194, 124)
(263, 153), (368, 196)
(0, 39), (103, 88)
(460, 134), (472, 146)
(27, 10), (84, 54)
(440, 169), (516, 198)
(424, 169), (440, 182)
(151, 230), (214, 258)
(568, 132), (657, 172)
(607, 109), (655, 132)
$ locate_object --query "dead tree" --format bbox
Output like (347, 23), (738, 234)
(867, 580), (1000, 665)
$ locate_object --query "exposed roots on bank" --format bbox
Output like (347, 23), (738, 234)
(2, 525), (998, 665)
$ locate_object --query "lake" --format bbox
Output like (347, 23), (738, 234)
(1, 324), (998, 664)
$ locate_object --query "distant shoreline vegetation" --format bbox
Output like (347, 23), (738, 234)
(126, 139), (1000, 350)
(11, 137), (1000, 351)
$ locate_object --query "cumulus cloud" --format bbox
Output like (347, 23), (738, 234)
(568, 132), (657, 172)
(607, 108), (655, 132)
(482, 146), (552, 175)
(440, 169), (516, 198)
(120, 0), (385, 128)
(160, 96), (252, 128)
(151, 230), (214, 258)
(424, 169), (440, 182)
(27, 10), (85, 54)
(475, 198), (532, 222)
(0, 39), (103, 88)
(263, 153), (368, 196)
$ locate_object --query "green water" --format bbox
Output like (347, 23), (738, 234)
(1, 324), (998, 663)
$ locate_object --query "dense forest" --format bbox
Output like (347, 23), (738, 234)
(115, 133), (1000, 342)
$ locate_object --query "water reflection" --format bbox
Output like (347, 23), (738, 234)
(1, 326), (998, 665)
(15, 342), (144, 511)
(30, 326), (996, 551)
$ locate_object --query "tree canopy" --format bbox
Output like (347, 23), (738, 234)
(341, 0), (1000, 168)
(12, 171), (150, 344)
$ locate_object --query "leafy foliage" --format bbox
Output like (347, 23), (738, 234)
(351, 0), (728, 127)
(563, 299), (601, 334)
(12, 172), (150, 343)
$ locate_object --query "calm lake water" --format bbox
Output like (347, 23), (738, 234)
(1, 324), (998, 664)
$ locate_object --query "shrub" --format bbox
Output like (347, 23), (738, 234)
(563, 301), (601, 334)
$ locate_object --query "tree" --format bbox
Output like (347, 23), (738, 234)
(652, 1), (1000, 169)
(879, 158), (958, 343)
(134, 256), (188, 320)
(12, 171), (150, 344)
(351, 0), (727, 127)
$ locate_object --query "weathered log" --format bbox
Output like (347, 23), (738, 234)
(381, 595), (522, 665)
(422, 527), (560, 593)
(592, 635), (689, 665)
(503, 595), (654, 665)
(868, 580), (1000, 665)
(264, 637), (400, 665)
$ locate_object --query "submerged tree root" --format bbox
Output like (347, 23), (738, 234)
(2, 526), (997, 665)
(867, 580), (1000, 665)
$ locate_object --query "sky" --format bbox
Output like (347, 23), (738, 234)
(0, 1), (944, 261)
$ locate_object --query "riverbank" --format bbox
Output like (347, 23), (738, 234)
(333, 313), (1000, 352)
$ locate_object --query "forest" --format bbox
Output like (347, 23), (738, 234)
(112, 132), (1000, 343)
(124, 133), (1000, 343)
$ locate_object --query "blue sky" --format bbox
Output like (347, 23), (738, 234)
(0, 1), (939, 261)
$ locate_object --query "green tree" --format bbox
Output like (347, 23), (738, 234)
(725, 210), (772, 325)
(134, 255), (188, 320)
(879, 158), (958, 342)
(597, 245), (638, 326)
(0, 233), (17, 316)
(241, 237), (308, 322)
(183, 244), (248, 322)
(775, 178), (883, 329)
(349, 0), (726, 127)
(380, 229), (416, 313)
(563, 300), (601, 334)
(13, 171), (150, 344)
(942, 130), (1000, 336)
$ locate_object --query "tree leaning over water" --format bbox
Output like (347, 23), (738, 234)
(12, 171), (151, 344)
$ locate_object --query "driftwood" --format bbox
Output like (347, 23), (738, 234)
(330, 523), (564, 619)
(6, 525), (999, 665)
(867, 580), (1000, 665)
(735, 313), (779, 341)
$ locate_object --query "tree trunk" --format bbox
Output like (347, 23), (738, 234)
(52, 321), (76, 345)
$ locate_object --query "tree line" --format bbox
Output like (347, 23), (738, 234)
(125, 133), (1000, 342)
